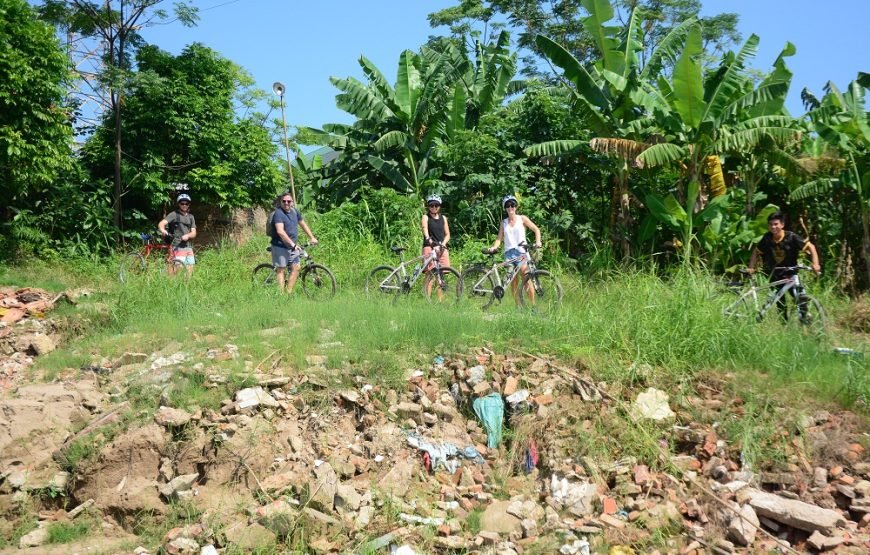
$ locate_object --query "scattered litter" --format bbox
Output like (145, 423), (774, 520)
(466, 365), (486, 386)
(560, 538), (590, 555)
(630, 387), (675, 421)
(407, 433), (483, 473)
(473, 393), (504, 448)
(524, 440), (539, 473)
(433, 355), (445, 366)
(506, 389), (530, 409)
(833, 347), (863, 358)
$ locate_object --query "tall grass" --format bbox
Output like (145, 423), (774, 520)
(12, 240), (840, 409)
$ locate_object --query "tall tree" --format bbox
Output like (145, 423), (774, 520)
(791, 75), (870, 284)
(305, 45), (472, 200)
(81, 44), (281, 213)
(0, 0), (73, 221)
(428, 0), (740, 77)
(525, 0), (697, 257)
(37, 0), (198, 230)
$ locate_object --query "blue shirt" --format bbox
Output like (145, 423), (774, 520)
(271, 207), (304, 248)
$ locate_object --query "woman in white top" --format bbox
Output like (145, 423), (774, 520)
(485, 195), (542, 304)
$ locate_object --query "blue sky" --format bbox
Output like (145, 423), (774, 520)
(141, 0), (867, 131)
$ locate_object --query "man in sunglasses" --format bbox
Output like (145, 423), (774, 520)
(270, 193), (318, 293)
(158, 193), (197, 276)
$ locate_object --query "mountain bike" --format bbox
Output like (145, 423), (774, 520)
(459, 243), (562, 314)
(119, 233), (188, 283)
(722, 265), (826, 336)
(365, 245), (460, 303)
(251, 244), (336, 300)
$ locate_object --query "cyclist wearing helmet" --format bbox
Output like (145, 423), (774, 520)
(421, 194), (452, 301)
(421, 194), (451, 271)
(485, 194), (542, 303)
(158, 193), (197, 276)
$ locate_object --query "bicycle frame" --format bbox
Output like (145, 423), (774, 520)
(469, 250), (534, 295)
(378, 247), (443, 293)
(742, 274), (803, 320)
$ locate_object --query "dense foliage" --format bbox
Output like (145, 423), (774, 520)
(1, 0), (868, 291)
(0, 0), (74, 253)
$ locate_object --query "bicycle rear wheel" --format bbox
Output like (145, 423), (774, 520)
(119, 253), (146, 283)
(423, 267), (461, 303)
(366, 265), (401, 297)
(460, 265), (496, 309)
(519, 270), (563, 314)
(252, 263), (277, 287)
(300, 264), (337, 300)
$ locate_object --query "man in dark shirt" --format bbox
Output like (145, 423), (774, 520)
(158, 194), (197, 277)
(271, 193), (318, 293)
(748, 211), (820, 320)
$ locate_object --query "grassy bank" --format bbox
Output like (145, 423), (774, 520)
(3, 239), (866, 411)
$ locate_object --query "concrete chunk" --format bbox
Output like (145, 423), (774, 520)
(727, 504), (759, 547)
(746, 488), (846, 534)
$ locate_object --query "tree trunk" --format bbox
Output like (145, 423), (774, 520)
(113, 91), (122, 230)
(860, 203), (870, 287)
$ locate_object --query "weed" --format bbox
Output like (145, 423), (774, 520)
(464, 507), (482, 535)
(46, 519), (91, 544)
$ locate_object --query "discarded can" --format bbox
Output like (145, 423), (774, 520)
(833, 347), (864, 359)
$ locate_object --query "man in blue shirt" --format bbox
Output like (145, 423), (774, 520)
(271, 193), (318, 293)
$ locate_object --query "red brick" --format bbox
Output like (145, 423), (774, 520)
(602, 496), (618, 515)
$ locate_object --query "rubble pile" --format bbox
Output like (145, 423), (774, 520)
(0, 286), (90, 389)
(0, 346), (868, 553)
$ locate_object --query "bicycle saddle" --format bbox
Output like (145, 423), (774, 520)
(391, 246), (406, 254)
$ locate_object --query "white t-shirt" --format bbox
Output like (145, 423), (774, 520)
(503, 216), (527, 251)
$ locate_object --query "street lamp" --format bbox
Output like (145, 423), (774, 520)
(272, 81), (297, 203)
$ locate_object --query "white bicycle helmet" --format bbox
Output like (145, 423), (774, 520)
(502, 194), (518, 207)
(426, 194), (442, 205)
(177, 193), (192, 203)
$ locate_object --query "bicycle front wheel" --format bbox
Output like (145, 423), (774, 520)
(424, 267), (461, 303)
(119, 253), (146, 283)
(519, 270), (563, 314)
(252, 263), (277, 287)
(460, 265), (496, 309)
(723, 289), (759, 322)
(300, 264), (337, 300)
(366, 265), (401, 297)
(797, 294), (827, 338)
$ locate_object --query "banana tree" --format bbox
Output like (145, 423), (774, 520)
(634, 28), (800, 260)
(790, 74), (870, 283)
(524, 0), (697, 257)
(446, 30), (520, 134)
(304, 47), (470, 198)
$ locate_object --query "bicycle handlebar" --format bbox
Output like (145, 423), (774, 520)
(742, 265), (816, 275)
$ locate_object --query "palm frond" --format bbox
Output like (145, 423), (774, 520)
(524, 140), (585, 158)
(636, 143), (689, 169)
(789, 178), (838, 201)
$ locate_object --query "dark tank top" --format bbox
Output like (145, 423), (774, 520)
(426, 215), (446, 243)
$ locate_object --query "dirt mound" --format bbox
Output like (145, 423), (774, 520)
(2, 347), (868, 553)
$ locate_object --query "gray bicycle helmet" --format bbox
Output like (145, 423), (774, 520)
(502, 194), (518, 207)
(177, 193), (192, 203)
(426, 194), (442, 205)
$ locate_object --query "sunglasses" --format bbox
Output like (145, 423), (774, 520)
(504, 202), (517, 208)
(281, 200), (293, 204)
(178, 202), (190, 206)
(427, 203), (441, 208)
